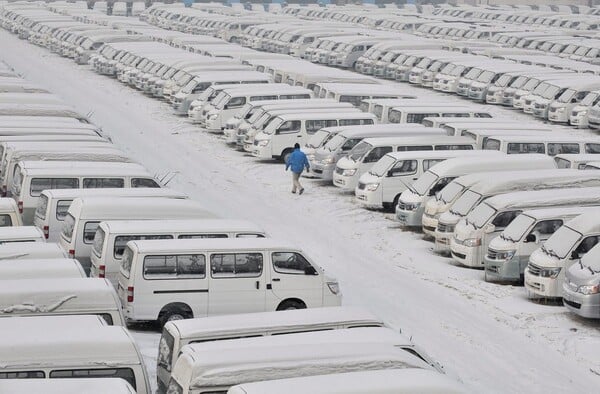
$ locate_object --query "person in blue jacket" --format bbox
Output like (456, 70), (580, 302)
(285, 143), (310, 195)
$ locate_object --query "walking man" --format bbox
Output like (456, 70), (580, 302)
(285, 143), (310, 195)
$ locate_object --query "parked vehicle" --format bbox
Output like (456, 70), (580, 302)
(485, 206), (599, 283)
(0, 197), (21, 227)
(157, 306), (384, 392)
(387, 106), (492, 124)
(0, 225), (44, 244)
(0, 257), (86, 279)
(451, 188), (600, 268)
(91, 219), (266, 286)
(0, 378), (136, 394)
(333, 136), (476, 191)
(60, 198), (215, 274)
(227, 369), (466, 394)
(441, 121), (549, 137)
(482, 135), (600, 156)
(118, 238), (341, 326)
(0, 242), (67, 260)
(563, 242), (600, 319)
(554, 153), (600, 169)
(396, 154), (554, 229)
(526, 210), (600, 299)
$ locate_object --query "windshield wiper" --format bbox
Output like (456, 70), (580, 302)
(541, 245), (560, 259)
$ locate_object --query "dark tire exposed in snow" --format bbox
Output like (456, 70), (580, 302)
(158, 303), (193, 327)
(277, 299), (307, 311)
(281, 148), (293, 163)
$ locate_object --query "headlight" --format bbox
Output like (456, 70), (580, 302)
(490, 249), (516, 260)
(365, 183), (379, 192)
(402, 202), (420, 211)
(579, 111), (588, 117)
(539, 267), (561, 278)
(556, 107), (565, 113)
(257, 140), (270, 147)
(208, 113), (218, 119)
(327, 281), (340, 295)
(342, 169), (357, 177)
(322, 157), (335, 165)
(577, 283), (600, 295)
(463, 238), (481, 247)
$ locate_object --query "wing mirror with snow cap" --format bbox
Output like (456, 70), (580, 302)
(484, 223), (495, 233)
(525, 233), (537, 243)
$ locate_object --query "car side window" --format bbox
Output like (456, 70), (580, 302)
(573, 236), (600, 257)
(492, 210), (522, 228)
(272, 252), (317, 275)
(210, 253), (263, 278)
(388, 160), (417, 177)
(364, 146), (393, 163)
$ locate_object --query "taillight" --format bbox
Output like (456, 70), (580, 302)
(98, 265), (106, 278)
(68, 249), (75, 259)
(17, 201), (23, 214)
(43, 225), (49, 239)
(127, 286), (134, 303)
(1, 185), (6, 197)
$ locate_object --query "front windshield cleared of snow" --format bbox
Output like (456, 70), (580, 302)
(451, 190), (481, 216)
(467, 203), (496, 228)
(502, 214), (535, 242)
(370, 155), (395, 177)
(411, 171), (439, 196)
(439, 182), (463, 203)
(542, 226), (581, 259)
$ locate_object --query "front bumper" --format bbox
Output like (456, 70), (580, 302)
(484, 254), (527, 282)
(524, 268), (562, 298)
(396, 205), (424, 227)
(562, 284), (600, 319)
(450, 237), (482, 267)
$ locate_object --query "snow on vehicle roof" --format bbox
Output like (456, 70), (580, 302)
(0, 103), (86, 120)
(517, 206), (600, 221)
(100, 219), (263, 234)
(384, 149), (491, 162)
(486, 135), (600, 143)
(129, 237), (297, 254)
(168, 306), (383, 339)
(0, 325), (139, 368)
(427, 153), (552, 175)
(19, 165), (152, 178)
(182, 342), (432, 389)
(361, 135), (475, 146)
(42, 188), (185, 199)
(0, 258), (85, 279)
(483, 187), (600, 211)
(0, 197), (17, 211)
(0, 378), (136, 394)
(0, 226), (43, 240)
(555, 153), (600, 163)
(0, 242), (67, 260)
(562, 208), (600, 234)
(229, 369), (466, 394)
(69, 197), (214, 219)
(0, 278), (118, 315)
(276, 111), (372, 121)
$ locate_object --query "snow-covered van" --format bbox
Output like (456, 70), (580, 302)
(563, 242), (600, 319)
(156, 307), (384, 392)
(0, 242), (67, 260)
(483, 135), (600, 156)
(387, 106), (492, 124)
(0, 225), (44, 244)
(0, 258), (86, 280)
(0, 197), (21, 227)
(0, 378), (136, 394)
(554, 153), (600, 169)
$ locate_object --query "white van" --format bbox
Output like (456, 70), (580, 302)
(0, 258), (86, 279)
(13, 162), (160, 225)
(167, 342), (433, 394)
(526, 211), (600, 299)
(484, 206), (599, 283)
(252, 112), (377, 161)
(118, 238), (341, 326)
(361, 98), (444, 123)
(554, 153), (600, 169)
(60, 198), (215, 274)
(333, 136), (476, 191)
(441, 121), (550, 137)
(0, 318), (149, 393)
(227, 369), (466, 394)
(0, 378), (136, 394)
(0, 277), (124, 325)
(434, 170), (600, 254)
(562, 242), (600, 319)
(483, 135), (600, 156)
(459, 129), (553, 149)
(0, 197), (21, 227)
(0, 226), (44, 244)
(91, 219), (266, 286)
(388, 106), (492, 124)
(311, 127), (447, 181)
(156, 307), (384, 392)
(35, 188), (188, 242)
(0, 242), (67, 260)
(396, 154), (554, 228)
(356, 150), (494, 210)
(451, 187), (600, 268)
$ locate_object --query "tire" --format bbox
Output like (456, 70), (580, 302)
(277, 300), (306, 311)
(391, 194), (401, 212)
(158, 307), (191, 328)
(281, 148), (293, 163)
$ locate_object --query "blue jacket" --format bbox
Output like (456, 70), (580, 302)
(286, 148), (310, 173)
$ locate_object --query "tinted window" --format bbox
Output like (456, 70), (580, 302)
(277, 120), (301, 134)
(435, 144), (473, 150)
(547, 143), (579, 156)
(0, 371), (44, 379)
(83, 178), (125, 188)
(272, 252), (317, 275)
(364, 146), (393, 163)
(339, 118), (374, 126)
(30, 178), (78, 197)
(132, 178), (160, 188)
(306, 119), (337, 134)
(143, 254), (206, 279)
(210, 253), (263, 278)
(507, 143), (545, 154)
(585, 144), (600, 154)
(398, 145), (432, 152)
(83, 221), (100, 244)
(0, 214), (12, 227)
(407, 113), (438, 123)
(114, 235), (173, 258)
(56, 200), (73, 220)
(177, 234), (228, 239)
(49, 368), (136, 389)
(492, 210), (522, 228)
(388, 160), (417, 176)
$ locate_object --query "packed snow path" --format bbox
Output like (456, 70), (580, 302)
(1, 29), (599, 393)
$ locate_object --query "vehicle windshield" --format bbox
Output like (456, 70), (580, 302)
(416, 58), (431, 68)
(213, 93), (231, 110)
(325, 134), (346, 151)
(370, 155), (395, 177)
(180, 79), (196, 94)
(581, 92), (599, 106)
(542, 226), (581, 259)
(522, 78), (540, 90)
(509, 76), (527, 89)
(450, 65), (466, 76)
(532, 82), (549, 95)
(464, 68), (481, 79)
(495, 75), (512, 87)
(196, 87), (216, 102)
(254, 113), (272, 129)
(542, 85), (561, 99)
(348, 141), (373, 161)
(501, 214), (535, 242)
(248, 108), (265, 123)
(556, 88), (576, 103)
(439, 181), (463, 203)
(61, 213), (76, 242)
(478, 71), (496, 83)
(440, 64), (455, 74)
(451, 190), (481, 216)
(307, 130), (331, 149)
(467, 202), (497, 228)
(263, 117), (283, 135)
(411, 171), (439, 196)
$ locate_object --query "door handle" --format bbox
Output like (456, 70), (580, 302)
(272, 278), (280, 282)
(256, 281), (260, 290)
(266, 284), (272, 290)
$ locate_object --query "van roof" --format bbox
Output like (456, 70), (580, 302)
(319, 124), (427, 134)
(390, 106), (478, 112)
(129, 237), (298, 254)
(361, 136), (475, 146)
(99, 219), (263, 234)
(519, 206), (600, 221)
(0, 226), (43, 240)
(276, 112), (373, 121)
(318, 85), (407, 95)
(0, 378), (136, 394)
(190, 71), (271, 81)
(0, 277), (118, 314)
(229, 369), (465, 394)
(554, 153), (600, 163)
(220, 86), (311, 96)
(0, 325), (140, 368)
(486, 135), (600, 143)
(0, 242), (67, 259)
(16, 161), (142, 171)
(0, 258), (85, 279)
(429, 154), (551, 176)
(179, 343), (431, 389)
(384, 150), (493, 162)
(68, 198), (215, 219)
(0, 197), (17, 211)
(483, 187), (600, 211)
(20, 166), (152, 178)
(42, 188), (186, 199)
(168, 306), (383, 339)
(560, 208), (600, 234)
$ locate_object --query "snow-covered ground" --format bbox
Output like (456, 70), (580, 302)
(2, 28), (599, 393)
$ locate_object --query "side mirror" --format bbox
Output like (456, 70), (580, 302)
(484, 223), (496, 233)
(304, 265), (317, 275)
(525, 233), (537, 243)
(387, 169), (395, 177)
(570, 251), (580, 260)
